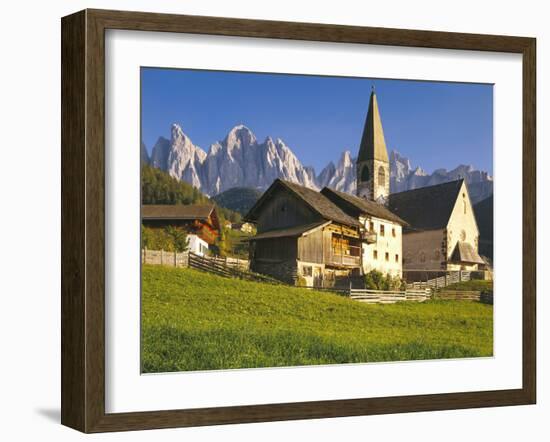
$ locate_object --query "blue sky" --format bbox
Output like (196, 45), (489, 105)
(141, 68), (493, 175)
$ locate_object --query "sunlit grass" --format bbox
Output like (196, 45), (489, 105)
(141, 265), (493, 373)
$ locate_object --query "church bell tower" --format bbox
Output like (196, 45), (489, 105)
(356, 88), (390, 205)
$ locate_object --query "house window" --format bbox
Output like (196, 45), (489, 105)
(373, 250), (378, 260)
(463, 200), (467, 214)
(395, 254), (399, 263)
(378, 166), (386, 187)
(385, 252), (389, 261)
(380, 224), (385, 236)
(302, 266), (312, 277)
(419, 251), (426, 263)
(392, 227), (396, 237)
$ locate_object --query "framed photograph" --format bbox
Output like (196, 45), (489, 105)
(61, 9), (536, 433)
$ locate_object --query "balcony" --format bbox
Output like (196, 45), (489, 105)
(327, 252), (361, 267)
(360, 229), (377, 244)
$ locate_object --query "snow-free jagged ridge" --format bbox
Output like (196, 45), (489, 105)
(143, 123), (493, 203)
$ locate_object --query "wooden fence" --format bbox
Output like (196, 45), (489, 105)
(188, 252), (278, 284)
(141, 249), (249, 270)
(434, 290), (481, 301)
(349, 288), (432, 304)
(201, 255), (249, 271)
(404, 270), (487, 290)
(347, 288), (490, 304)
(141, 249), (189, 267)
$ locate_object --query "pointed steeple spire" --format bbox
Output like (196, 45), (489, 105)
(357, 89), (389, 163)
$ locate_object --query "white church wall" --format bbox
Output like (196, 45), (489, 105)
(446, 181), (480, 270)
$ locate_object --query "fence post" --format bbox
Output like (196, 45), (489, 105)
(174, 250), (177, 267)
(161, 249), (164, 265)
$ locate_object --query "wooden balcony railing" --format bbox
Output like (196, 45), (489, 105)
(327, 253), (361, 267)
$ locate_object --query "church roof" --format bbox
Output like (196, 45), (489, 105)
(388, 179), (464, 231)
(357, 90), (389, 163)
(321, 187), (407, 225)
(450, 241), (485, 264)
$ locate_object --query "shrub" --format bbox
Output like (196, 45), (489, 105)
(364, 270), (405, 291)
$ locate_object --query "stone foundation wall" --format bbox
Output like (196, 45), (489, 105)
(251, 259), (298, 285)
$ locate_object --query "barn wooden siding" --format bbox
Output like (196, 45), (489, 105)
(297, 229), (324, 263)
(255, 191), (319, 232)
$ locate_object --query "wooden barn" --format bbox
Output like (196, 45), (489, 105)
(244, 179), (365, 286)
(141, 204), (221, 245)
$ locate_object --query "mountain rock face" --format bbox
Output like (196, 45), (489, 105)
(145, 123), (493, 203)
(318, 150), (356, 194)
(151, 123), (319, 196)
(141, 141), (150, 165)
(389, 150), (493, 203)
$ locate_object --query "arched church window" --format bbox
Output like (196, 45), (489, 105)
(361, 165), (370, 182)
(378, 166), (386, 186)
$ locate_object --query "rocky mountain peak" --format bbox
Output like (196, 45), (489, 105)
(224, 124), (257, 149)
(147, 124), (493, 203)
(338, 150), (354, 168)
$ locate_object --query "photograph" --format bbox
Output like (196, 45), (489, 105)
(139, 68), (494, 373)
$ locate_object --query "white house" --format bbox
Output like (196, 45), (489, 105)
(322, 188), (406, 277)
(187, 234), (209, 256)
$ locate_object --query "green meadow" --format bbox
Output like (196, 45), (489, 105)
(141, 265), (493, 373)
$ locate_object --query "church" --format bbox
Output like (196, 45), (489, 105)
(245, 88), (484, 286)
(353, 88), (484, 273)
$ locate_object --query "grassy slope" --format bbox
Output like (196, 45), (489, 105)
(142, 266), (493, 372)
(444, 280), (493, 294)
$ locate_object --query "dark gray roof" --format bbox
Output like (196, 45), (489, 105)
(388, 180), (464, 230)
(249, 221), (329, 240)
(451, 241), (485, 264)
(245, 179), (360, 228)
(321, 187), (407, 225)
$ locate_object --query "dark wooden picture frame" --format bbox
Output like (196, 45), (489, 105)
(61, 9), (536, 433)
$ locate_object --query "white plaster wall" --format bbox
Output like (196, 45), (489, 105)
(187, 234), (209, 256)
(446, 181), (481, 269)
(361, 216), (402, 276)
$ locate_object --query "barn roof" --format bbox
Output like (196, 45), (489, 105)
(388, 179), (464, 231)
(321, 187), (407, 225)
(141, 204), (220, 230)
(451, 241), (485, 264)
(249, 221), (330, 240)
(245, 179), (360, 228)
